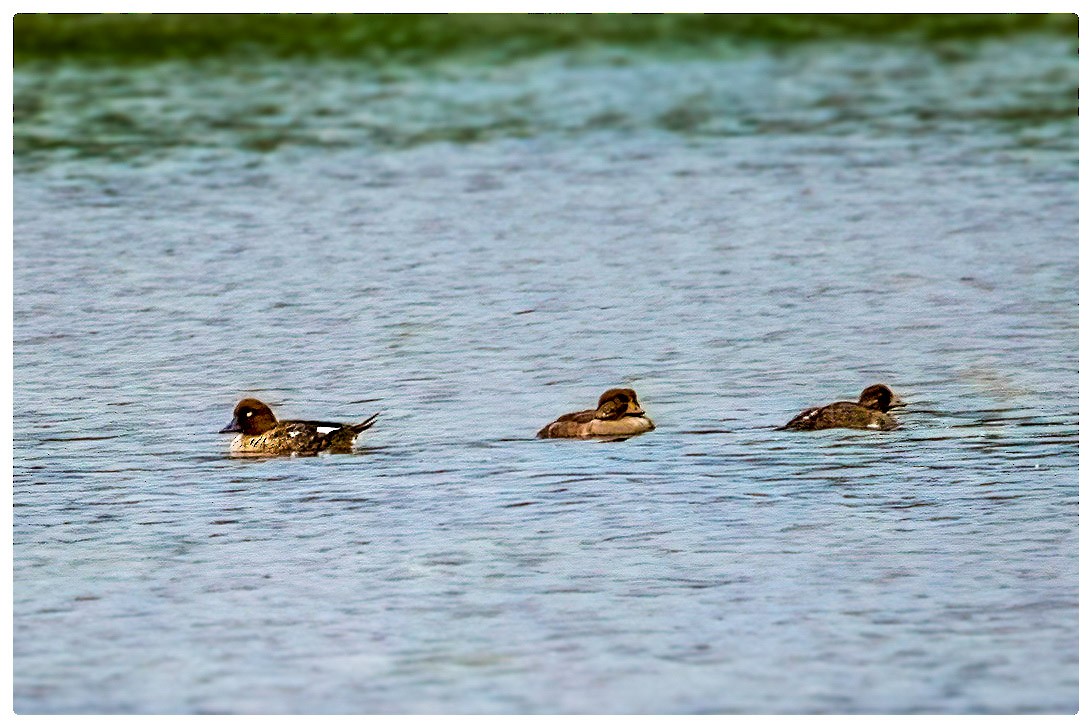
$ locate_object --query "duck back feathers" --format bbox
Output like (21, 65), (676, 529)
(783, 384), (905, 432)
(537, 388), (655, 440)
(220, 399), (379, 455)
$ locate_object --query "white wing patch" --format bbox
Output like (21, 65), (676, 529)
(316, 426), (338, 435)
(796, 409), (819, 423)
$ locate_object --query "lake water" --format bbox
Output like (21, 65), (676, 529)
(13, 36), (1078, 713)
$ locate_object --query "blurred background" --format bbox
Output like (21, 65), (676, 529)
(14, 13), (1077, 165)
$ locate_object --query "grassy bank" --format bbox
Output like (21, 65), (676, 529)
(14, 13), (1077, 65)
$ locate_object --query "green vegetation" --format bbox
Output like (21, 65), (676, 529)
(14, 13), (1077, 65)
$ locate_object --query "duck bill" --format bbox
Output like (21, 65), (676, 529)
(219, 416), (242, 434)
(890, 396), (907, 409)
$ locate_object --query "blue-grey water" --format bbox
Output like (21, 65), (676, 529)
(14, 37), (1078, 713)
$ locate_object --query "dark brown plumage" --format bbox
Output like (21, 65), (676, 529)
(537, 388), (655, 439)
(783, 384), (906, 431)
(219, 398), (379, 455)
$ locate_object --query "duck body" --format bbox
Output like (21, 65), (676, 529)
(783, 384), (905, 432)
(220, 398), (378, 455)
(537, 388), (655, 440)
(783, 401), (898, 431)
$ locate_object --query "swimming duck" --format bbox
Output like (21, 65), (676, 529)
(537, 388), (655, 439)
(783, 384), (905, 431)
(219, 398), (379, 455)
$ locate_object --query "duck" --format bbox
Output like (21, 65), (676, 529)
(782, 383), (905, 431)
(219, 398), (379, 455)
(537, 388), (655, 440)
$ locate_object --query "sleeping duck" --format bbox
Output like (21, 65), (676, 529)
(537, 388), (655, 440)
(219, 398), (379, 455)
(782, 384), (905, 431)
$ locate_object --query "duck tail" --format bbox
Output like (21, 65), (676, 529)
(349, 412), (380, 434)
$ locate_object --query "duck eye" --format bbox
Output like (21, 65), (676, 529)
(245, 411), (253, 418)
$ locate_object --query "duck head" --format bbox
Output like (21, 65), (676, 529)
(595, 388), (646, 420)
(220, 398), (278, 435)
(858, 384), (905, 412)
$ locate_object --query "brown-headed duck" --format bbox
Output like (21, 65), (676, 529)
(783, 383), (906, 431)
(537, 388), (655, 440)
(219, 398), (379, 455)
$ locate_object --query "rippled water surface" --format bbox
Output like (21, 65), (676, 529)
(14, 37), (1077, 713)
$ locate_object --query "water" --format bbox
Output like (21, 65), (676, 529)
(13, 37), (1077, 713)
